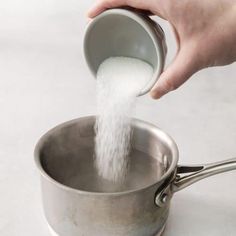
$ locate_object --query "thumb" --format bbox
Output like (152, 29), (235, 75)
(150, 46), (200, 99)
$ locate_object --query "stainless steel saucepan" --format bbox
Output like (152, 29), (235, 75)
(34, 116), (236, 236)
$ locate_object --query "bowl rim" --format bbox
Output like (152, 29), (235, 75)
(34, 116), (179, 196)
(83, 8), (166, 96)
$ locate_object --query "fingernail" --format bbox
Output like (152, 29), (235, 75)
(87, 9), (94, 18)
(150, 90), (160, 99)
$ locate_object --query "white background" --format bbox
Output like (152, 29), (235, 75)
(0, 0), (236, 235)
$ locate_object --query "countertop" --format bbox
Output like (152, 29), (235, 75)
(0, 1), (235, 235)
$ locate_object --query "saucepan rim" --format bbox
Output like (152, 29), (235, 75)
(34, 116), (179, 196)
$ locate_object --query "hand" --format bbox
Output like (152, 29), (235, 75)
(88, 0), (236, 99)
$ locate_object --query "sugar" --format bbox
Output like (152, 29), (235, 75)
(95, 56), (153, 182)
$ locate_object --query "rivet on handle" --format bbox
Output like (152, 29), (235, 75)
(155, 186), (172, 207)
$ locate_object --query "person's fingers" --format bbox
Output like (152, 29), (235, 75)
(150, 45), (201, 99)
(88, 0), (125, 18)
(88, 0), (164, 18)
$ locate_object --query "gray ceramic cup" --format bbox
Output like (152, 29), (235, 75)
(83, 9), (167, 96)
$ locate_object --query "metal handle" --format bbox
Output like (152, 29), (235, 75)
(173, 157), (236, 192)
(155, 158), (236, 207)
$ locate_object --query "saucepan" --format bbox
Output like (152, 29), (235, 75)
(34, 116), (236, 236)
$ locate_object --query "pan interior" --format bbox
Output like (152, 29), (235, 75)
(38, 117), (176, 193)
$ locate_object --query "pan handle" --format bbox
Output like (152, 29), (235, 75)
(173, 157), (236, 192)
(155, 158), (236, 207)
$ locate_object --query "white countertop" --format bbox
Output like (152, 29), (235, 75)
(0, 1), (235, 235)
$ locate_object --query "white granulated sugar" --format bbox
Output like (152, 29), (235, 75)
(95, 56), (153, 182)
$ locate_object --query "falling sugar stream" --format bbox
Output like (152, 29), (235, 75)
(95, 57), (153, 182)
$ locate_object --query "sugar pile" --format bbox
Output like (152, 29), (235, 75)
(95, 57), (153, 182)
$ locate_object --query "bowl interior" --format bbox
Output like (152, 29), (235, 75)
(36, 117), (178, 193)
(84, 10), (158, 77)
